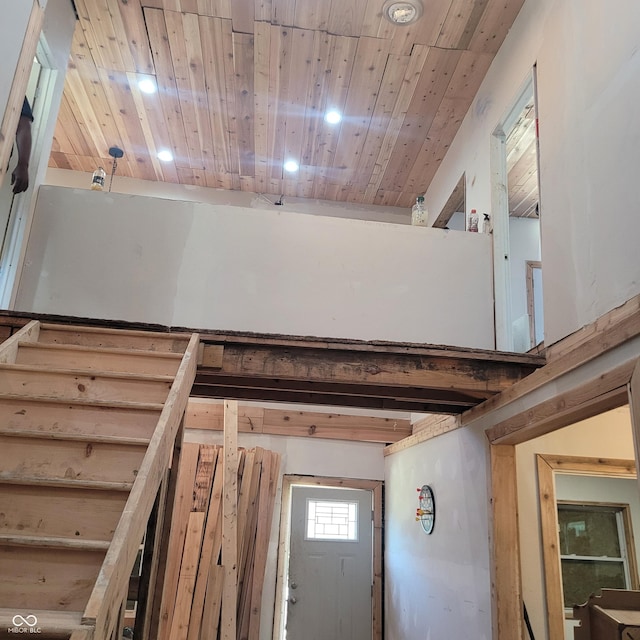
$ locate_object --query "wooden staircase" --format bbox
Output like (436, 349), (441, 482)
(0, 321), (200, 640)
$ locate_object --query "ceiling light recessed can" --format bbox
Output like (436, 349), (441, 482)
(325, 110), (342, 124)
(284, 160), (299, 173)
(138, 77), (157, 94)
(157, 149), (173, 162)
(383, 0), (423, 25)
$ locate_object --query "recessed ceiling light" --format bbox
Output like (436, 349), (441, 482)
(138, 77), (157, 94)
(284, 160), (299, 173)
(383, 0), (423, 25)
(325, 110), (342, 124)
(157, 149), (173, 162)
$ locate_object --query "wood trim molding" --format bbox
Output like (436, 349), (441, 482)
(526, 261), (541, 350)
(273, 475), (384, 640)
(490, 445), (524, 640)
(536, 454), (636, 640)
(384, 414), (459, 456)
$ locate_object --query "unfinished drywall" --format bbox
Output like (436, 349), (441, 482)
(426, 0), (640, 347)
(16, 185), (495, 347)
(384, 424), (492, 640)
(516, 406), (633, 640)
(184, 429), (384, 640)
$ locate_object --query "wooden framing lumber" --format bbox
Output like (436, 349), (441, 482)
(222, 400), (239, 640)
(186, 399), (411, 444)
(0, 319), (40, 363)
(384, 414), (459, 455)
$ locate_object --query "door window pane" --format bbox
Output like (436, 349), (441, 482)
(306, 499), (358, 541)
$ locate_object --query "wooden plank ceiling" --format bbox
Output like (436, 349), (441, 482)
(50, 0), (525, 208)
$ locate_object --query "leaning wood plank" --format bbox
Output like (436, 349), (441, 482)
(0, 319), (39, 363)
(222, 400), (239, 640)
(187, 446), (224, 640)
(248, 451), (281, 639)
(156, 442), (200, 640)
(169, 511), (207, 640)
(193, 445), (217, 512)
(237, 450), (263, 636)
(200, 564), (225, 640)
(82, 333), (199, 640)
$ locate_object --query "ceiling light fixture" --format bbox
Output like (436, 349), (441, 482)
(383, 0), (423, 25)
(138, 77), (157, 94)
(157, 149), (173, 162)
(284, 160), (299, 173)
(325, 110), (342, 124)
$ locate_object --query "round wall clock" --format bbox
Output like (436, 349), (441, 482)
(416, 484), (435, 534)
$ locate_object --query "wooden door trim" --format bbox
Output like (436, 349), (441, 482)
(537, 454), (637, 640)
(273, 475), (383, 640)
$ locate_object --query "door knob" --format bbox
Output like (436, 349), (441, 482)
(289, 596), (297, 605)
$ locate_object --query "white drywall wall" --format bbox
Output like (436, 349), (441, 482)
(44, 168), (411, 225)
(184, 428), (384, 640)
(425, 0), (640, 347)
(516, 406), (633, 640)
(0, 3), (33, 142)
(16, 185), (495, 347)
(384, 424), (492, 640)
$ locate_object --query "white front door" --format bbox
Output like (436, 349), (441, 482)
(286, 485), (373, 640)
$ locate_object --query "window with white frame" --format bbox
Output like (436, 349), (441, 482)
(558, 502), (634, 609)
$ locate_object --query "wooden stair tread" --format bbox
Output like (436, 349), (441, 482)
(18, 341), (183, 358)
(0, 533), (110, 551)
(0, 474), (133, 491)
(39, 322), (193, 341)
(0, 392), (164, 411)
(0, 428), (150, 446)
(0, 362), (174, 382)
(38, 323), (192, 354)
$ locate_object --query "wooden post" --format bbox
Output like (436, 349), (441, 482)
(222, 400), (238, 640)
(490, 444), (524, 640)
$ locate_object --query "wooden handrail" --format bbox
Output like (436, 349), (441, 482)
(81, 333), (200, 639)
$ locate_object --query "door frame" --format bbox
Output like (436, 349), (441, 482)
(537, 454), (638, 639)
(273, 475), (383, 640)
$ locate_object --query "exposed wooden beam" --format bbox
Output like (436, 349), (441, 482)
(432, 173), (465, 229)
(195, 340), (540, 413)
(186, 398), (412, 444)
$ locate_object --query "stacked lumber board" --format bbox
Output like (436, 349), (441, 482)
(0, 320), (198, 640)
(156, 443), (280, 640)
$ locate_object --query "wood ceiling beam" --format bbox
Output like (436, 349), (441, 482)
(186, 399), (411, 444)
